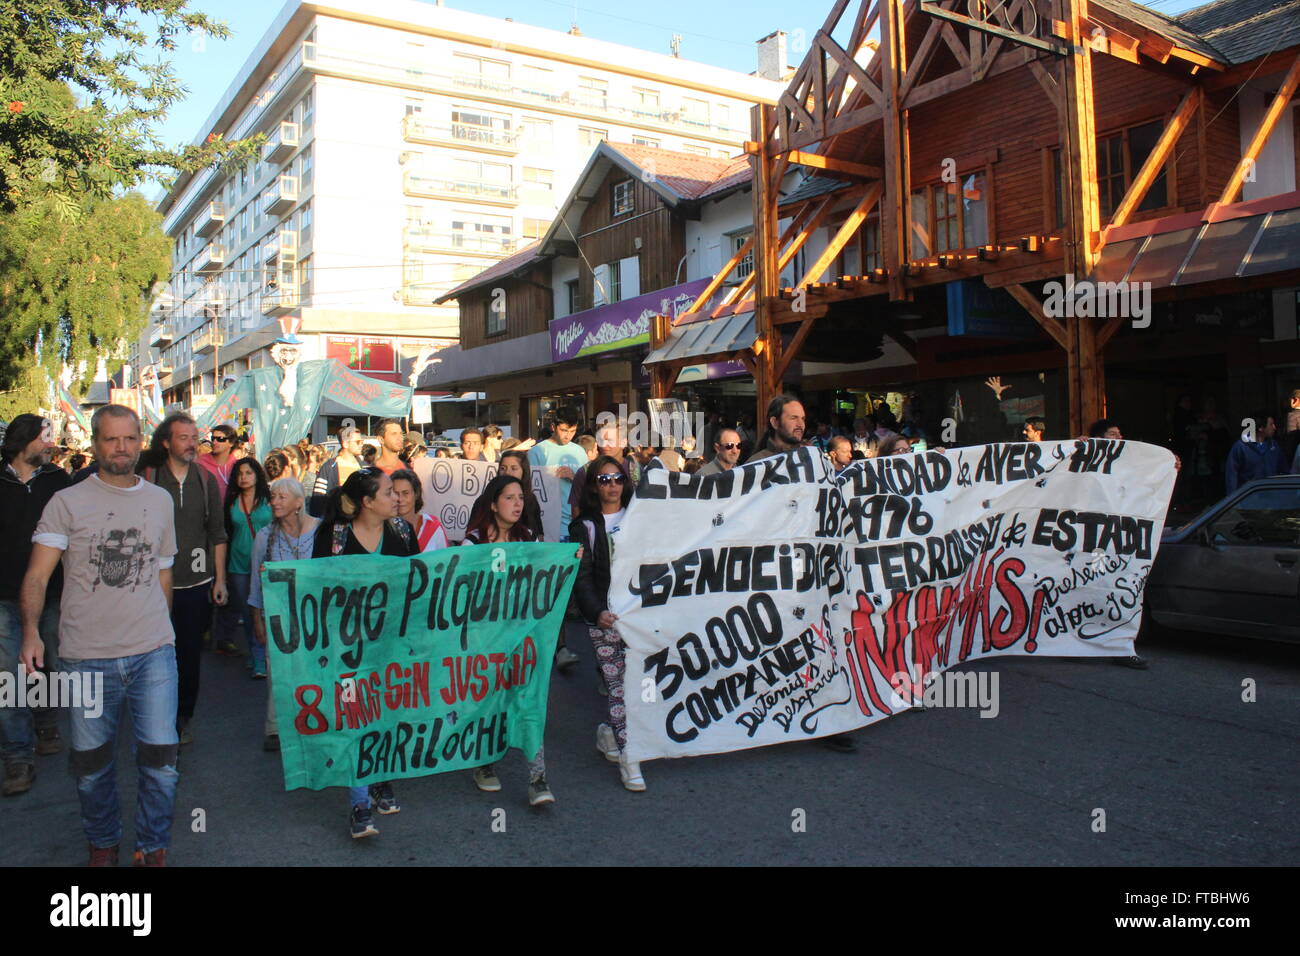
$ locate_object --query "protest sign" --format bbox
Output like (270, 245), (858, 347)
(412, 457), (562, 541)
(262, 544), (579, 789)
(609, 440), (1176, 763)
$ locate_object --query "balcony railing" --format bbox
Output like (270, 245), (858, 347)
(263, 229), (299, 264)
(150, 324), (173, 347)
(400, 284), (450, 307)
(195, 201), (225, 238)
(263, 175), (299, 216)
(194, 331), (219, 354)
(403, 225), (517, 256)
(403, 171), (517, 205)
(400, 114), (521, 153)
(195, 244), (225, 274)
(302, 41), (746, 141)
(262, 283), (300, 315)
(262, 121), (300, 163)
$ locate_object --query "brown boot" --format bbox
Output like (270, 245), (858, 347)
(133, 848), (167, 867)
(35, 726), (64, 756)
(88, 844), (119, 867)
(2, 762), (34, 796)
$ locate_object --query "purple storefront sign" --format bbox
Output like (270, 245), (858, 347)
(550, 277), (719, 363)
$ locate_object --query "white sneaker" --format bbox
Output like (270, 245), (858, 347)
(473, 764), (502, 792)
(618, 753), (645, 792)
(596, 723), (620, 763)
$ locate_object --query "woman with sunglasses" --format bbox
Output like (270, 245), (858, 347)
(314, 467), (419, 839)
(198, 425), (239, 496)
(220, 457), (273, 672)
(570, 456), (644, 792)
(460, 475), (559, 807)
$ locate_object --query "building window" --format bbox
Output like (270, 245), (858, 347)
(453, 53), (511, 92)
(682, 97), (709, 126)
(522, 117), (552, 146)
(298, 145), (313, 186)
(566, 279), (580, 314)
(523, 217), (551, 239)
(611, 180), (634, 217)
(632, 135), (660, 148)
(1097, 132), (1126, 220)
(633, 88), (659, 110)
(909, 170), (989, 257)
(729, 230), (753, 279)
(405, 98), (424, 116)
(300, 90), (313, 130)
(523, 167), (553, 192)
(297, 201), (312, 244)
(579, 126), (607, 148)
(1055, 121), (1170, 223)
(298, 256), (312, 304)
(485, 294), (507, 336)
(578, 76), (608, 107)
(862, 218), (881, 272)
(451, 106), (512, 144)
(681, 144), (710, 156)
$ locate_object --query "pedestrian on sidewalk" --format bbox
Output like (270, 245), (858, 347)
(314, 468), (418, 839)
(570, 456), (645, 793)
(20, 404), (179, 866)
(1, 414), (70, 797)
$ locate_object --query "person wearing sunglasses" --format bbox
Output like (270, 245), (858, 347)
(697, 427), (743, 477)
(197, 424), (239, 497)
(570, 456), (645, 792)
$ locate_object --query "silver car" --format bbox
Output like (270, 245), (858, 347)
(1146, 476), (1300, 643)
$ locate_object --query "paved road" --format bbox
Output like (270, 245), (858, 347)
(3, 623), (1296, 866)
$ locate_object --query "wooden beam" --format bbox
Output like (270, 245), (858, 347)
(1004, 282), (1069, 350)
(939, 21), (971, 72)
(677, 235), (753, 320)
(1219, 53), (1300, 205)
(898, 10), (945, 103)
(1061, 0), (1101, 277)
(1205, 49), (1300, 91)
(919, 2), (1069, 55)
(1097, 315), (1124, 349)
(775, 314), (820, 381)
(1028, 59), (1061, 113)
(882, 321), (918, 360)
(794, 183), (882, 288)
(751, 103), (783, 424)
(880, 0), (910, 301)
(784, 150), (883, 179)
(1106, 85), (1199, 233)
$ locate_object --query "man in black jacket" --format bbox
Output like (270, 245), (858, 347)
(1, 414), (70, 795)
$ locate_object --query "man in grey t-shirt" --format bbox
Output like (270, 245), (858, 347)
(20, 404), (180, 867)
(697, 428), (743, 477)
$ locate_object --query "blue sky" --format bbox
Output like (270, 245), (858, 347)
(149, 0), (1209, 195)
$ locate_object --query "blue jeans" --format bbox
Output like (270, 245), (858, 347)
(225, 573), (262, 666)
(0, 598), (60, 764)
(65, 645), (180, 853)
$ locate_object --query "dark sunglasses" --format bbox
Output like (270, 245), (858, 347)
(595, 472), (626, 485)
(211, 435), (231, 443)
(717, 442), (741, 450)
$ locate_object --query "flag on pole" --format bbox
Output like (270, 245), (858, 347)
(57, 382), (90, 433)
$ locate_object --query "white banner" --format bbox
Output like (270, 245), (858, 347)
(610, 440), (1176, 763)
(412, 457), (562, 542)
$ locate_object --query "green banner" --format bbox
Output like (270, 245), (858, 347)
(261, 544), (579, 790)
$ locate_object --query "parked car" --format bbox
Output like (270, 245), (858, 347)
(1146, 476), (1300, 643)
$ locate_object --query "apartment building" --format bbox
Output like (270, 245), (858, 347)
(139, 0), (784, 433)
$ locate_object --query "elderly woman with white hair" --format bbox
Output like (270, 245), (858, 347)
(246, 476), (319, 753)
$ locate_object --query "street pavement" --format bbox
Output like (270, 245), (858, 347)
(2, 623), (1296, 866)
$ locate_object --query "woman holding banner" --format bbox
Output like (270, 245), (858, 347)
(496, 451), (544, 540)
(221, 457), (273, 672)
(461, 475), (556, 807)
(248, 476), (319, 754)
(571, 457), (644, 792)
(313, 468), (419, 839)
(391, 468), (449, 552)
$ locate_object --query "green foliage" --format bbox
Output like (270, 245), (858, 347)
(0, 191), (170, 414)
(0, 1), (262, 215)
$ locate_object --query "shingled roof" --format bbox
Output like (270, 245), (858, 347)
(1175, 0), (1300, 65)
(601, 143), (751, 200)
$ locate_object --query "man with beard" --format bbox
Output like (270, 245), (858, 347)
(745, 394), (808, 463)
(20, 405), (179, 865)
(742, 395), (857, 753)
(140, 413), (227, 745)
(0, 415), (71, 795)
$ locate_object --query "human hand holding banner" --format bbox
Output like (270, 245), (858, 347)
(262, 544), (578, 789)
(610, 440), (1176, 763)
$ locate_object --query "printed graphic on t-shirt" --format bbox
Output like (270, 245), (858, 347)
(91, 511), (157, 592)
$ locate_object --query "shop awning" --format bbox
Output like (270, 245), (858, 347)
(643, 310), (756, 367)
(1094, 192), (1300, 290)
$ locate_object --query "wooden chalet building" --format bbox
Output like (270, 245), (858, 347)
(645, 0), (1300, 469)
